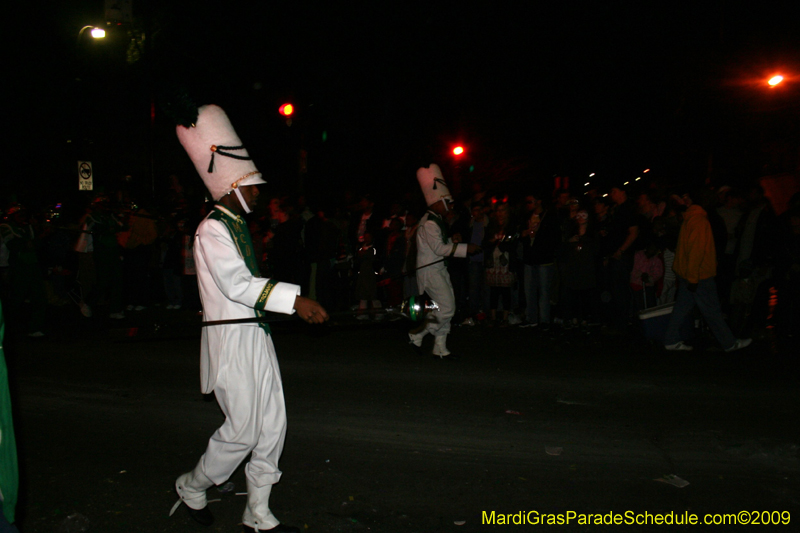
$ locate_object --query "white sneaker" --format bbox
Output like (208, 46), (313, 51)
(665, 341), (693, 351)
(725, 338), (752, 352)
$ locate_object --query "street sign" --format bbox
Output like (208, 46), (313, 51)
(78, 161), (94, 191)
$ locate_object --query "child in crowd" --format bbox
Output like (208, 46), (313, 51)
(557, 209), (599, 328)
(483, 204), (515, 326)
(355, 232), (382, 320)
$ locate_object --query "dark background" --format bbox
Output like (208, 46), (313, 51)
(6, 0), (800, 206)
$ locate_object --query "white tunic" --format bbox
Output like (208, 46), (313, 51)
(194, 205), (299, 393)
(415, 212), (467, 336)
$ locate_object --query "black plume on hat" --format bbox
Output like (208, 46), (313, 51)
(158, 81), (199, 128)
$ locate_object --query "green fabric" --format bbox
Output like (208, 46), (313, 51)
(0, 222), (37, 266)
(208, 207), (271, 335)
(92, 213), (123, 251)
(0, 299), (19, 523)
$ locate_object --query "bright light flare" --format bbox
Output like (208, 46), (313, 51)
(768, 75), (784, 87)
(90, 28), (106, 38)
(452, 146), (465, 156)
(279, 103), (294, 116)
(589, 172), (595, 177)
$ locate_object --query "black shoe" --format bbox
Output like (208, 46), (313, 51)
(185, 503), (214, 526)
(409, 342), (423, 356)
(244, 525), (300, 533)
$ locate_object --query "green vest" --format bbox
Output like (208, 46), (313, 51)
(208, 207), (273, 335)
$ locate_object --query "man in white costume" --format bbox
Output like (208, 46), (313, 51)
(172, 105), (327, 533)
(409, 164), (479, 358)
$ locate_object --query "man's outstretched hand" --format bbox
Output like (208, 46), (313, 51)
(294, 296), (329, 324)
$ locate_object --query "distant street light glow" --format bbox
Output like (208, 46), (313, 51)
(768, 75), (784, 87)
(643, 169), (650, 173)
(279, 103), (294, 116)
(453, 146), (464, 156)
(635, 177), (641, 181)
(584, 182), (590, 186)
(91, 28), (106, 38)
(589, 172), (595, 177)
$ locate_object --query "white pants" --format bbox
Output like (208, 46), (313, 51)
(195, 328), (287, 527)
(418, 270), (456, 337)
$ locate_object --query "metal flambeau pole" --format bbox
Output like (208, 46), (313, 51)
(201, 296), (439, 327)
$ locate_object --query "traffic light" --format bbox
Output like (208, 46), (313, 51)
(279, 103), (294, 126)
(279, 103), (294, 116)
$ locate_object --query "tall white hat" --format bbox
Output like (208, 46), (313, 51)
(176, 105), (266, 201)
(416, 164), (452, 207)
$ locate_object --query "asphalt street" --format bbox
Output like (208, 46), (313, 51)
(5, 308), (799, 532)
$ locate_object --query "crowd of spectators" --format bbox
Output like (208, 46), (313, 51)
(1, 176), (798, 347)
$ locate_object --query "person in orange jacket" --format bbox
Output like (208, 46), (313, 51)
(663, 189), (751, 352)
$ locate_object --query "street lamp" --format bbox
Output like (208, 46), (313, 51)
(768, 75), (784, 87)
(78, 25), (106, 43)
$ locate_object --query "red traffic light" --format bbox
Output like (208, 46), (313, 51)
(452, 145), (465, 156)
(279, 103), (294, 116)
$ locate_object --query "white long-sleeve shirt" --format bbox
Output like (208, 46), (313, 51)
(194, 205), (300, 393)
(414, 211), (467, 295)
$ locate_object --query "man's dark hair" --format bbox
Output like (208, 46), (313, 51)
(688, 188), (717, 211)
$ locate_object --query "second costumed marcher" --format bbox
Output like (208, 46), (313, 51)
(408, 164), (480, 358)
(171, 105), (328, 533)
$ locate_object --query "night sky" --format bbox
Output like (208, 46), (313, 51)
(8, 1), (799, 205)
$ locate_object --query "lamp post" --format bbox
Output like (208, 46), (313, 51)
(77, 25), (106, 44)
(73, 25), (107, 194)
